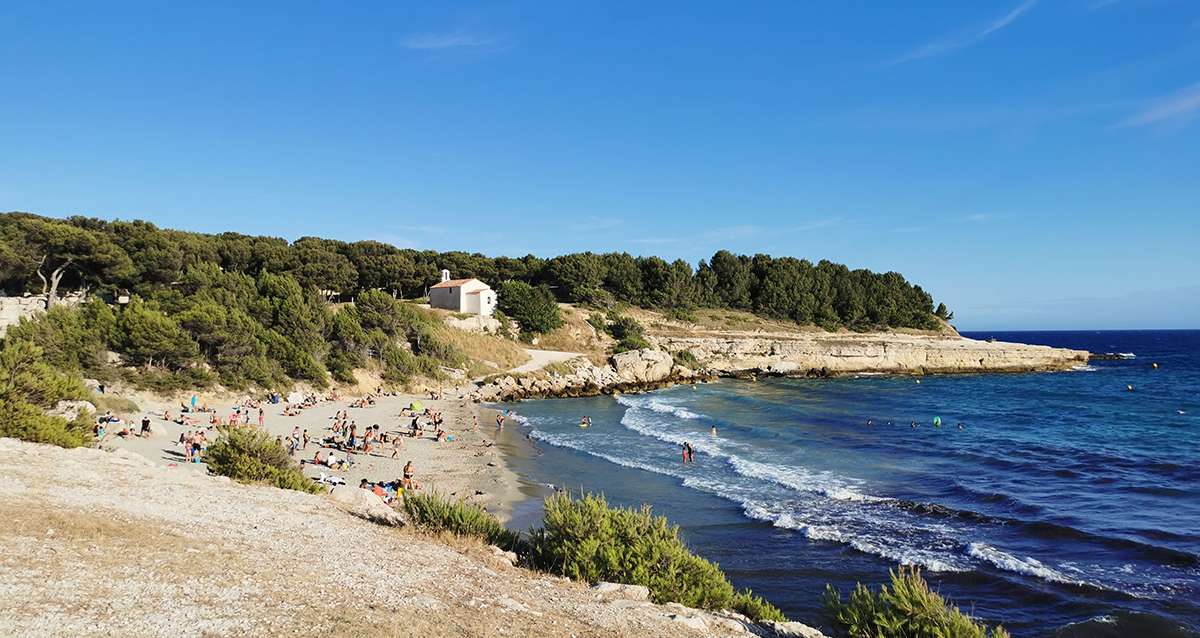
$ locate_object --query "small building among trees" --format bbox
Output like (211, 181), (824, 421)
(428, 270), (497, 316)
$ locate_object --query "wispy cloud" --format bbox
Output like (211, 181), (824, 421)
(1119, 82), (1200, 128)
(888, 0), (1038, 66)
(959, 213), (996, 223)
(630, 237), (680, 246)
(569, 216), (623, 232)
(788, 216), (847, 233)
(392, 224), (444, 234)
(400, 30), (499, 51)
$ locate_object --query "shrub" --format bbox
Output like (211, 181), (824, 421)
(203, 425), (322, 494)
(402, 491), (524, 553)
(497, 280), (562, 337)
(0, 398), (93, 448)
(528, 492), (785, 623)
(0, 340), (93, 448)
(823, 567), (1009, 638)
(672, 350), (701, 370)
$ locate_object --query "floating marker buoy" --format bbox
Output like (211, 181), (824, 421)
(933, 416), (942, 427)
(916, 379), (922, 384)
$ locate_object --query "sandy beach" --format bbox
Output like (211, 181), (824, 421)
(96, 387), (525, 522)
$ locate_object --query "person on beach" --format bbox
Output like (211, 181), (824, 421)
(258, 408), (265, 427)
(496, 413), (505, 429)
(140, 416), (152, 438)
(391, 435), (404, 459)
(402, 461), (416, 490)
(472, 414), (478, 431)
(302, 429), (310, 449)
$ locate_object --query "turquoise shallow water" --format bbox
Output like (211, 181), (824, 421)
(499, 331), (1200, 637)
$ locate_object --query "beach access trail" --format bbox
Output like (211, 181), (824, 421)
(509, 348), (583, 375)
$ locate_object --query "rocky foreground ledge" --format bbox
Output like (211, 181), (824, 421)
(475, 333), (1089, 402)
(0, 438), (825, 638)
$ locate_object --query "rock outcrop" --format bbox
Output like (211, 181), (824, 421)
(653, 332), (1088, 376)
(474, 349), (705, 402)
(474, 332), (1088, 402)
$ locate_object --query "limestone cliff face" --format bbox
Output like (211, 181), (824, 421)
(474, 349), (701, 402)
(652, 333), (1088, 376)
(473, 333), (1088, 402)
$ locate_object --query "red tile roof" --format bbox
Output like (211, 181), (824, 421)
(430, 278), (476, 289)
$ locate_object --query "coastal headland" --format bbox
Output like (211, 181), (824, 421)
(475, 311), (1090, 402)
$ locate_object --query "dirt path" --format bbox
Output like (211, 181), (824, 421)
(509, 349), (584, 374)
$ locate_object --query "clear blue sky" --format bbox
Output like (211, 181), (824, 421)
(2, 1), (1197, 330)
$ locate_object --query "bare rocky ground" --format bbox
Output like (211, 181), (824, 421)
(0, 437), (824, 638)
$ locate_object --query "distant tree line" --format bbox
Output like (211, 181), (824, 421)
(0, 212), (949, 332)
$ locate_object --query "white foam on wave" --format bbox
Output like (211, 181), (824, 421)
(618, 409), (726, 456)
(728, 457), (887, 503)
(967, 542), (1099, 588)
(1071, 364), (1099, 372)
(742, 499), (968, 572)
(528, 429), (683, 479)
(615, 394), (704, 420)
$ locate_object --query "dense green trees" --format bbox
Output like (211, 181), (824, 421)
(0, 212), (947, 331)
(0, 211), (948, 389)
(496, 280), (562, 337)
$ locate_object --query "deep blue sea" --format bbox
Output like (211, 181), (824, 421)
(498, 331), (1200, 637)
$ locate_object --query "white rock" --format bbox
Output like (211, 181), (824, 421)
(48, 400), (97, 421)
(590, 582), (650, 602)
(762, 620), (830, 638)
(327, 486), (406, 527)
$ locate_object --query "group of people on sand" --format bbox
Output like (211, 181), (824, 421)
(356, 459), (419, 502)
(179, 430), (208, 463)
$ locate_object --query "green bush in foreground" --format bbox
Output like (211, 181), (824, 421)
(528, 492), (785, 623)
(402, 491), (525, 553)
(0, 340), (93, 448)
(203, 426), (322, 494)
(824, 567), (1009, 638)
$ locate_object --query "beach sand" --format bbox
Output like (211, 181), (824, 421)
(97, 387), (525, 522)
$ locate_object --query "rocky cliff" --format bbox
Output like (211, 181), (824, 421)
(474, 333), (1088, 402)
(474, 349), (707, 402)
(654, 332), (1089, 376)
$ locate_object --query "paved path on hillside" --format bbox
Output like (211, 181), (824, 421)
(510, 349), (583, 374)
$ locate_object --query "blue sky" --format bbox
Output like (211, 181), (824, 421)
(1, 1), (1197, 330)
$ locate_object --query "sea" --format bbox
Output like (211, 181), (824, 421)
(496, 330), (1200, 637)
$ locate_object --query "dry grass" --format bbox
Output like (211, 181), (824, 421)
(532, 305), (612, 365)
(429, 323), (530, 377)
(625, 307), (815, 337)
(91, 393), (140, 415)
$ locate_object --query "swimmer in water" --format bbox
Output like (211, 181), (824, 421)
(866, 419), (873, 427)
(710, 425), (717, 437)
(957, 422), (965, 430)
(911, 420), (918, 428)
